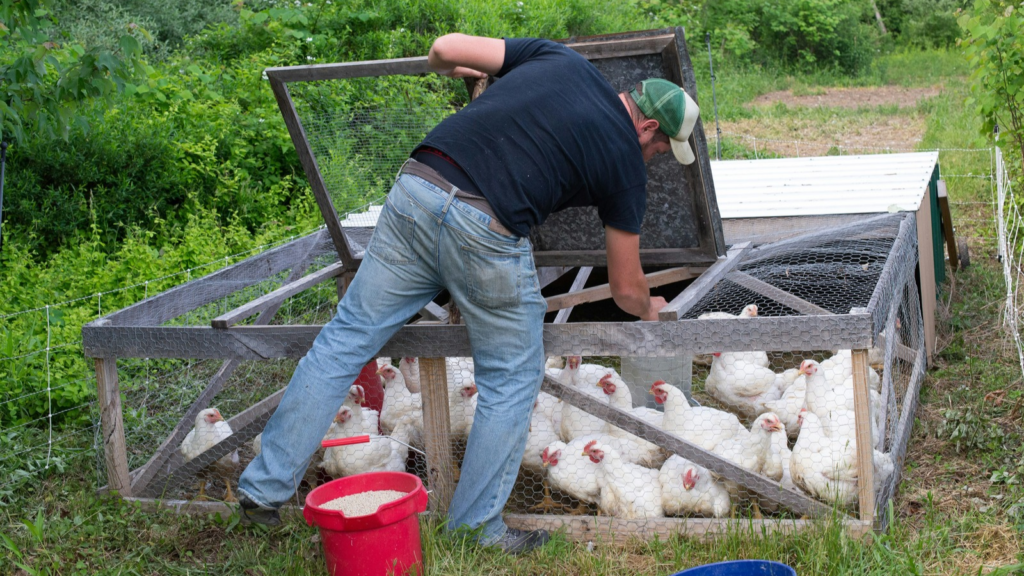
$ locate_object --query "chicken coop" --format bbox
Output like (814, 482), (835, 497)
(83, 28), (928, 541)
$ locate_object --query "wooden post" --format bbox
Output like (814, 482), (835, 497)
(420, 357), (455, 516)
(336, 270), (355, 302)
(915, 190), (936, 361)
(95, 358), (132, 497)
(851, 349), (875, 525)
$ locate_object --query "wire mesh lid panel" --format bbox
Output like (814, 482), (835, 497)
(682, 213), (906, 319)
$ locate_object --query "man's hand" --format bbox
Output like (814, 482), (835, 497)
(428, 34), (505, 78)
(641, 296), (668, 321)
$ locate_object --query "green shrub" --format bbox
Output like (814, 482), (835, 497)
(876, 0), (969, 48)
(703, 0), (880, 74)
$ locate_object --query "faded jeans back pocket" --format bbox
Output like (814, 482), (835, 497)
(460, 244), (522, 309)
(367, 198), (417, 265)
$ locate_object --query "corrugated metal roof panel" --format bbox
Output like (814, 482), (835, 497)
(710, 152), (939, 219)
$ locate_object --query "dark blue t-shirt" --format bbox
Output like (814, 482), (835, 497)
(416, 38), (648, 237)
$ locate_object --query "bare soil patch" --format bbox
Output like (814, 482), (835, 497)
(753, 85), (943, 109)
(720, 114), (927, 157)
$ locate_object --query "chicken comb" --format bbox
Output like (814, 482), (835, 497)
(583, 439), (597, 453)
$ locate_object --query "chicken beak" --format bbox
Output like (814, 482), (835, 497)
(375, 367), (385, 376)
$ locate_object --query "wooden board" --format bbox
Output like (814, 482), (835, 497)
(851, 349), (875, 523)
(211, 262), (345, 329)
(545, 266), (703, 313)
(659, 242), (752, 321)
(419, 358), (455, 516)
(83, 314), (876, 360)
(725, 271), (834, 316)
(937, 181), (958, 272)
(96, 358), (131, 497)
(915, 186), (937, 361)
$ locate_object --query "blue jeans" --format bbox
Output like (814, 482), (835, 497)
(237, 172), (546, 544)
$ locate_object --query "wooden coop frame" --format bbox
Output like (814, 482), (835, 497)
(82, 28), (929, 541)
(83, 211), (926, 540)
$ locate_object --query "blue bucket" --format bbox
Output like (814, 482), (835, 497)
(671, 560), (796, 576)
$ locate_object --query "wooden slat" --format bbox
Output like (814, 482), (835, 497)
(141, 388), (285, 497)
(659, 242), (752, 321)
(534, 248), (717, 267)
(212, 262), (345, 329)
(537, 266), (573, 289)
(96, 358), (131, 497)
(937, 181), (958, 272)
(540, 376), (834, 518)
(545, 267), (704, 313)
(565, 34), (675, 60)
(725, 271), (834, 316)
(83, 313), (876, 360)
(93, 230), (329, 327)
(420, 358), (455, 516)
(265, 56), (431, 83)
(851, 349), (875, 523)
(504, 514), (847, 543)
(553, 267), (593, 323)
(419, 301), (450, 323)
(269, 76), (356, 267)
(915, 196), (937, 361)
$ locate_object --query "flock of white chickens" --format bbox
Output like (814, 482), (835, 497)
(178, 303), (895, 519)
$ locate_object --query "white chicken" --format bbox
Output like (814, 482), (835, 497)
(523, 407), (565, 513)
(699, 305), (768, 368)
(377, 362), (423, 443)
(545, 356), (566, 370)
(800, 360), (883, 444)
(583, 440), (663, 520)
(398, 357), (422, 394)
(762, 372), (808, 438)
(652, 380), (745, 452)
(595, 373), (666, 468)
(790, 410), (859, 506)
(538, 355), (579, 436)
(559, 358), (609, 442)
(710, 413), (784, 504)
(659, 455), (730, 518)
(449, 375), (478, 441)
(180, 408), (239, 502)
(541, 439), (603, 514)
(705, 353), (798, 420)
(321, 407), (417, 477)
(820, 350), (881, 392)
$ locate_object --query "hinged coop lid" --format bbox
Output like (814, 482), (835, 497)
(265, 28), (725, 270)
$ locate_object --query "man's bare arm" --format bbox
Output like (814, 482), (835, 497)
(605, 226), (667, 321)
(428, 33), (505, 79)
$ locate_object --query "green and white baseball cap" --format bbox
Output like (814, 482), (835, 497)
(629, 78), (700, 165)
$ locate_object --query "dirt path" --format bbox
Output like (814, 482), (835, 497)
(711, 85), (945, 157)
(753, 85), (943, 109)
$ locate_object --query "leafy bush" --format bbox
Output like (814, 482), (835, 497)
(959, 0), (1024, 172)
(703, 0), (879, 74)
(876, 0), (969, 48)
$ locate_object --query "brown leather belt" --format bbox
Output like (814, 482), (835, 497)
(400, 160), (515, 237)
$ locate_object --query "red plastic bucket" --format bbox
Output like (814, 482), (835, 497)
(304, 472), (429, 576)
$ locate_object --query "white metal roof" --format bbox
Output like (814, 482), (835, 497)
(710, 152), (939, 219)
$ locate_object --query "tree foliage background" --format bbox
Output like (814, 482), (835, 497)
(0, 0), (994, 428)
